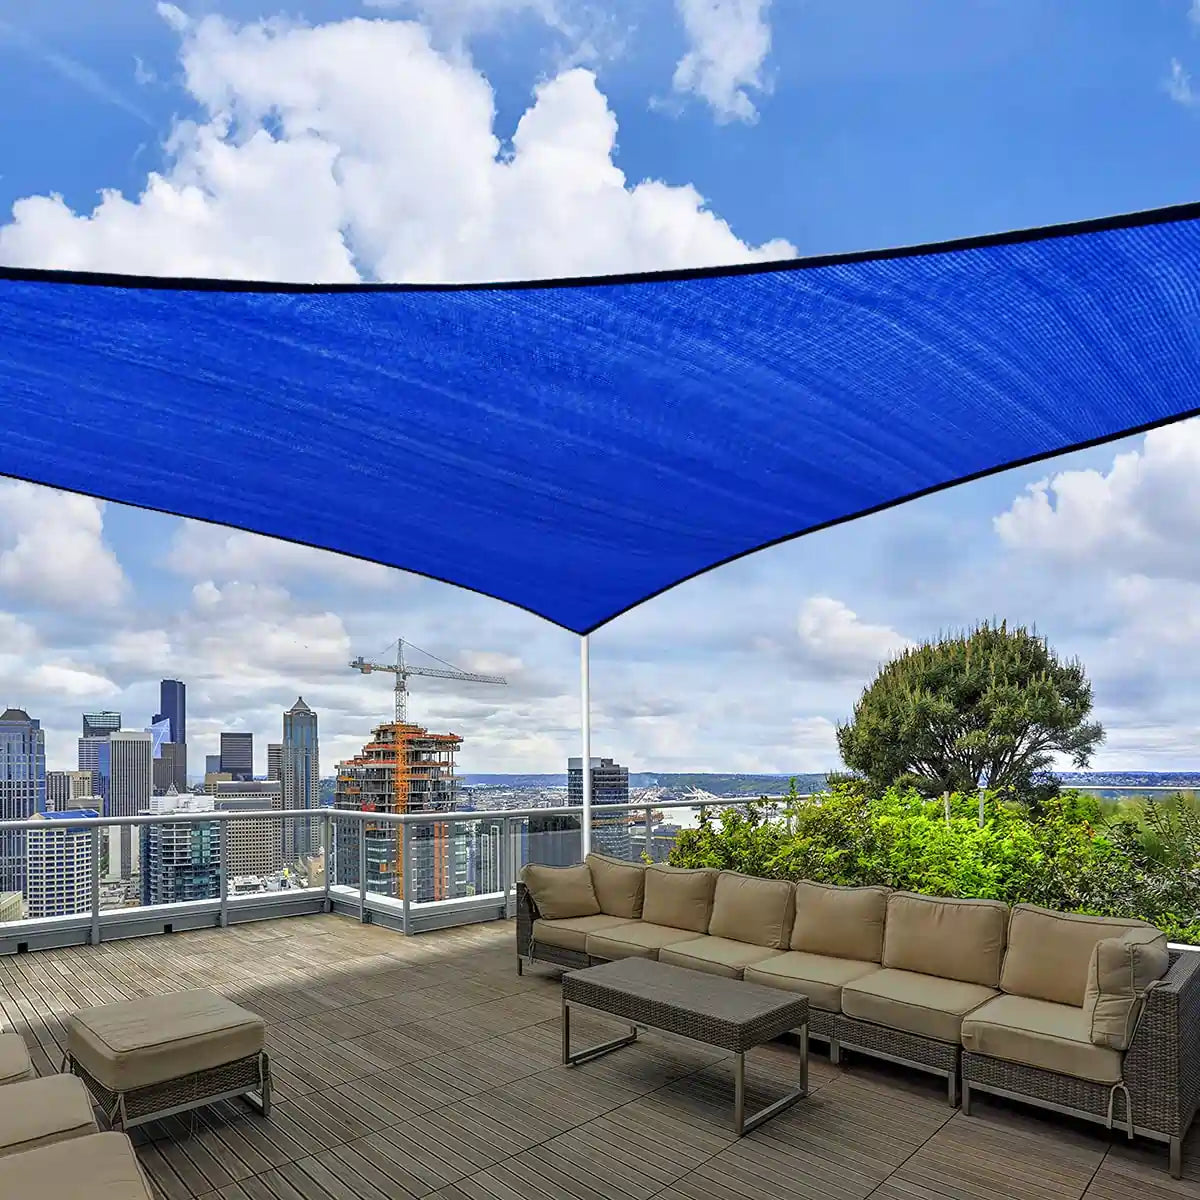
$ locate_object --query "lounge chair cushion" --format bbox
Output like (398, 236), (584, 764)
(658, 935), (780, 979)
(586, 854), (645, 919)
(1001, 905), (1152, 1007)
(641, 865), (718, 934)
(708, 872), (795, 949)
(745, 951), (881, 1012)
(0, 1132), (153, 1199)
(791, 881), (889, 963)
(586, 922), (706, 962)
(962, 993), (1123, 1084)
(520, 863), (600, 920)
(531, 914), (635, 954)
(68, 990), (265, 1093)
(0, 1074), (98, 1158)
(1084, 927), (1170, 1050)
(842, 968), (998, 1044)
(882, 892), (1008, 988)
(0, 1033), (34, 1085)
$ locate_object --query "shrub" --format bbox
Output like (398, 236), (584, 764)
(669, 782), (1198, 943)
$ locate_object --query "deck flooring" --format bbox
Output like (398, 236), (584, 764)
(0, 915), (1197, 1200)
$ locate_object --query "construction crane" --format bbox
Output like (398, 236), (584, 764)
(349, 637), (507, 724)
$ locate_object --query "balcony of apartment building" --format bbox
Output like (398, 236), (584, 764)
(0, 800), (1195, 1200)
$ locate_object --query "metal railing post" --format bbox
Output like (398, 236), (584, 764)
(323, 810), (332, 913)
(401, 822), (411, 934)
(502, 817), (515, 918)
(358, 820), (368, 924)
(218, 822), (229, 928)
(90, 828), (101, 946)
(644, 806), (652, 863)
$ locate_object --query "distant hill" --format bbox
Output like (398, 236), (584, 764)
(460, 772), (828, 796)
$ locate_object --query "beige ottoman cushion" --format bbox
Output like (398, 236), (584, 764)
(68, 990), (265, 1093)
(0, 1131), (152, 1199)
(0, 1032), (34, 1085)
(0, 1074), (98, 1157)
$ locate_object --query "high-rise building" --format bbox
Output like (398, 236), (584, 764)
(153, 743), (187, 796)
(46, 769), (95, 812)
(99, 731), (153, 880)
(77, 736), (108, 791)
(141, 792), (219, 906)
(0, 708), (46, 893)
(212, 781), (283, 878)
(219, 732), (253, 782)
(157, 680), (186, 746)
(267, 744), (282, 782)
(26, 808), (98, 918)
(205, 754), (221, 775)
(568, 757), (631, 859)
(281, 698), (320, 863)
(82, 712), (121, 739)
(334, 721), (460, 902)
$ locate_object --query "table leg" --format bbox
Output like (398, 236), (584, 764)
(733, 1024), (810, 1136)
(561, 997), (638, 1067)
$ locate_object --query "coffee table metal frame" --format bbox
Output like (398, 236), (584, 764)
(561, 959), (808, 1136)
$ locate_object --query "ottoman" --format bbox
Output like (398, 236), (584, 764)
(0, 1032), (33, 1085)
(64, 989), (270, 1129)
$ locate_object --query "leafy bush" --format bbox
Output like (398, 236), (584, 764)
(669, 782), (1200, 944)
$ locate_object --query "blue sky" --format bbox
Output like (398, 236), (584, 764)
(1, 0), (1200, 776)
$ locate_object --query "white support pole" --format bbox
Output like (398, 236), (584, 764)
(581, 635), (592, 856)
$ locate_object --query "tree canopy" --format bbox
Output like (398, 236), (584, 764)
(835, 621), (1103, 799)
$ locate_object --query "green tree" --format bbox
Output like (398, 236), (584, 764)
(835, 621), (1102, 799)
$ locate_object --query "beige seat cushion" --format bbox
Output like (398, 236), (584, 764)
(0, 1131), (153, 1199)
(586, 854), (645, 919)
(68, 990), (265, 1093)
(0, 1033), (33, 1086)
(532, 914), (635, 954)
(842, 968), (998, 1044)
(962, 993), (1123, 1084)
(586, 922), (706, 962)
(520, 863), (600, 920)
(883, 892), (1008, 988)
(659, 936), (781, 979)
(745, 951), (882, 1012)
(1001, 905), (1152, 1007)
(0, 1074), (98, 1158)
(792, 881), (889, 963)
(708, 872), (795, 949)
(641, 865), (718, 934)
(1084, 927), (1170, 1050)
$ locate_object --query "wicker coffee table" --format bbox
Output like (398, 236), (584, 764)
(561, 957), (808, 1135)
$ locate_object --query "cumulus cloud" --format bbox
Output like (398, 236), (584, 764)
(0, 9), (792, 282)
(794, 596), (912, 678)
(994, 420), (1200, 579)
(167, 521), (401, 589)
(0, 482), (126, 611)
(671, 0), (771, 123)
(1168, 57), (1198, 106)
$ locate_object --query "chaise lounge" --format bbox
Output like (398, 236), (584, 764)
(517, 853), (1200, 1175)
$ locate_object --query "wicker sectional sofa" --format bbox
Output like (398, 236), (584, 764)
(517, 855), (1200, 1176)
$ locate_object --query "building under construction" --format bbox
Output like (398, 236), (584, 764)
(333, 721), (465, 902)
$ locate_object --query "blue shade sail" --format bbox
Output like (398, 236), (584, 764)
(2, 202), (1200, 634)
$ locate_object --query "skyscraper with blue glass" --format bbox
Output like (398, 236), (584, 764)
(282, 697), (320, 862)
(0, 708), (46, 894)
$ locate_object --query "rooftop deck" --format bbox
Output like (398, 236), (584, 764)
(0, 915), (1196, 1200)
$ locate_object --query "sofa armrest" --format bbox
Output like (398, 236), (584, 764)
(516, 881), (540, 958)
(1124, 949), (1200, 1138)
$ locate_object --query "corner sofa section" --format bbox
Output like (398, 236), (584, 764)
(517, 856), (1200, 1176)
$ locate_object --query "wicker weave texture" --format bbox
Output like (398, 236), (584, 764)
(564, 958), (807, 1053)
(835, 1014), (959, 1074)
(70, 1050), (267, 1127)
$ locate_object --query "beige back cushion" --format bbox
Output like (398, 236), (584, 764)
(520, 863), (600, 920)
(708, 872), (795, 948)
(1001, 905), (1150, 1007)
(1084, 927), (1170, 1049)
(792, 881), (889, 962)
(882, 892), (1008, 987)
(586, 854), (645, 919)
(642, 865), (718, 933)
